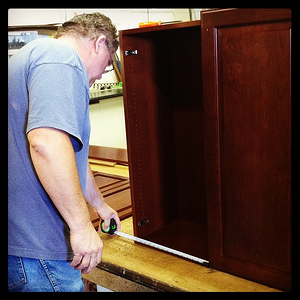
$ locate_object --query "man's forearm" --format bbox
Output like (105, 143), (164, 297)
(28, 127), (91, 232)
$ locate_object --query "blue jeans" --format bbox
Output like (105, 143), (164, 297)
(8, 255), (84, 292)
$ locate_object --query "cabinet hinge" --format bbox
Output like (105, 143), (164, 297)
(125, 49), (138, 56)
(137, 218), (149, 226)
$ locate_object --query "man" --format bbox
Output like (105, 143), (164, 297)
(8, 12), (121, 292)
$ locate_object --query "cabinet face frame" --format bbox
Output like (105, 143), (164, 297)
(201, 9), (291, 291)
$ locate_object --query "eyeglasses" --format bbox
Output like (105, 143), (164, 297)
(103, 43), (114, 74)
(103, 65), (114, 74)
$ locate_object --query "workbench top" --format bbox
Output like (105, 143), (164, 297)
(82, 217), (280, 292)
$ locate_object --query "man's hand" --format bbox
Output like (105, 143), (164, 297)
(70, 221), (103, 274)
(96, 203), (121, 233)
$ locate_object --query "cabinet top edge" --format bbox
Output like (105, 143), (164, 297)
(201, 8), (291, 28)
(119, 20), (201, 36)
(201, 8), (291, 16)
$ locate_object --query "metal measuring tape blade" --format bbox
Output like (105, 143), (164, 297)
(101, 219), (209, 267)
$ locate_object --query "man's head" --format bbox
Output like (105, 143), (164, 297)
(55, 13), (119, 86)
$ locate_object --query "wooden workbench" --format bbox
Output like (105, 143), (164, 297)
(82, 217), (280, 292)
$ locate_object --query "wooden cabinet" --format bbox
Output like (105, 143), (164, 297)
(119, 20), (208, 261)
(119, 9), (291, 291)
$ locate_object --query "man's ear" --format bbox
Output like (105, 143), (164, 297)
(94, 35), (107, 54)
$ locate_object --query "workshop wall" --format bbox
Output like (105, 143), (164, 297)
(8, 8), (202, 28)
(89, 96), (127, 148)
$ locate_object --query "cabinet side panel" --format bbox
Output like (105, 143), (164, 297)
(120, 34), (157, 236)
(120, 32), (181, 237)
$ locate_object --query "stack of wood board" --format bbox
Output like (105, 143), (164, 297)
(87, 145), (131, 229)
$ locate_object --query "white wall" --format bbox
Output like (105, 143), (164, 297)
(89, 96), (127, 149)
(8, 8), (203, 149)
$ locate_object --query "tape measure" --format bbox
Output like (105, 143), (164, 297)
(101, 219), (209, 266)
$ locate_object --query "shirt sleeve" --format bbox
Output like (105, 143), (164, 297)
(26, 63), (88, 151)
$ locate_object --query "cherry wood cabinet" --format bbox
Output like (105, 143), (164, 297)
(119, 20), (208, 260)
(119, 9), (291, 290)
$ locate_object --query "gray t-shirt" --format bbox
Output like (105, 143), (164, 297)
(8, 38), (90, 260)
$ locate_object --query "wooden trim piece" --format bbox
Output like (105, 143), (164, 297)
(89, 145), (128, 164)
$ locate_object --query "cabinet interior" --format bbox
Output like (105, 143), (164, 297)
(122, 24), (208, 260)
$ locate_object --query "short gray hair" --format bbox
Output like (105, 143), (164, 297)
(55, 12), (119, 52)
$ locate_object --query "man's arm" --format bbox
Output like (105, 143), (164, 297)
(85, 162), (121, 232)
(28, 127), (102, 274)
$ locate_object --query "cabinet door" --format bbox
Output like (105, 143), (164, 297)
(201, 9), (291, 290)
